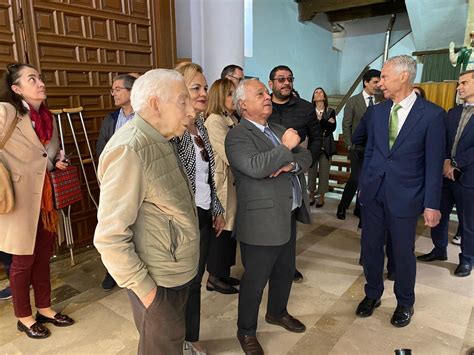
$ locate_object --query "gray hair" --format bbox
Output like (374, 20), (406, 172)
(233, 78), (259, 117)
(385, 55), (417, 83)
(112, 74), (136, 90)
(131, 69), (184, 113)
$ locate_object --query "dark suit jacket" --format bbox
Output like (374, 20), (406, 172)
(225, 118), (312, 246)
(96, 109), (120, 158)
(359, 96), (446, 217)
(343, 92), (381, 149)
(446, 105), (474, 188)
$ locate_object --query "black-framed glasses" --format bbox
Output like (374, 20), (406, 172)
(194, 135), (209, 162)
(272, 76), (294, 84)
(228, 75), (243, 83)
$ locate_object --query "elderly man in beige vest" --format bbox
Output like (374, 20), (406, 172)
(94, 69), (198, 355)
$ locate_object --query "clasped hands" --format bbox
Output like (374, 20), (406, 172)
(270, 128), (300, 178)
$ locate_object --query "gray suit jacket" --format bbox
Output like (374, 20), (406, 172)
(224, 118), (312, 246)
(342, 92), (369, 148)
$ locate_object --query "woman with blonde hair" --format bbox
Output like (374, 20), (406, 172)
(174, 62), (225, 355)
(204, 78), (240, 294)
(0, 63), (74, 339)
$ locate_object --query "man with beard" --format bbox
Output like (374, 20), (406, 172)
(267, 65), (322, 282)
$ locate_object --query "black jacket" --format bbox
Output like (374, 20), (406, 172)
(319, 107), (337, 158)
(96, 109), (120, 158)
(268, 95), (322, 166)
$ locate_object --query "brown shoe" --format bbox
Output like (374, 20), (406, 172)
(265, 313), (306, 333)
(316, 193), (325, 208)
(237, 334), (264, 355)
(308, 192), (315, 206)
(17, 321), (50, 339)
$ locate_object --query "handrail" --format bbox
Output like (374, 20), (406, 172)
(335, 30), (412, 115)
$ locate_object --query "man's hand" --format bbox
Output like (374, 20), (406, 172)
(281, 128), (300, 150)
(424, 208), (441, 228)
(140, 287), (157, 309)
(443, 159), (455, 180)
(270, 163), (293, 178)
(213, 214), (225, 237)
(328, 117), (336, 124)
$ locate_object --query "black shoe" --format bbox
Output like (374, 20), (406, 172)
(387, 272), (395, 281)
(17, 321), (50, 339)
(356, 296), (381, 317)
(454, 263), (472, 277)
(337, 205), (346, 220)
(101, 272), (117, 291)
(221, 276), (240, 286)
(390, 305), (414, 327)
(206, 279), (239, 294)
(416, 251), (447, 262)
(293, 269), (303, 283)
(36, 312), (75, 327)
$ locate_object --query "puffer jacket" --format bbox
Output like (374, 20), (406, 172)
(94, 114), (199, 299)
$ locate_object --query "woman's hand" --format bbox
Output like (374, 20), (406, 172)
(213, 215), (225, 237)
(55, 160), (69, 170)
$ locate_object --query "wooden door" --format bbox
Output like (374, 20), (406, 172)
(2, 0), (176, 251)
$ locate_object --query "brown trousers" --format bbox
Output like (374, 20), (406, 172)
(127, 285), (189, 355)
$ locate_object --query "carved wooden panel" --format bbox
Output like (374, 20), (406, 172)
(1, 0), (177, 252)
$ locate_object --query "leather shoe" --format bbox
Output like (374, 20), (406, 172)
(237, 334), (264, 355)
(221, 276), (240, 286)
(36, 312), (75, 327)
(390, 305), (414, 327)
(355, 296), (381, 317)
(316, 194), (325, 208)
(308, 192), (315, 206)
(206, 279), (238, 294)
(416, 251), (447, 262)
(336, 205), (346, 220)
(265, 313), (306, 333)
(17, 321), (50, 339)
(387, 272), (395, 281)
(293, 269), (303, 283)
(101, 272), (117, 291)
(454, 263), (472, 277)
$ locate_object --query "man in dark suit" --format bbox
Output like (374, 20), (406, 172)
(355, 55), (445, 327)
(225, 78), (312, 355)
(417, 70), (474, 277)
(337, 69), (381, 220)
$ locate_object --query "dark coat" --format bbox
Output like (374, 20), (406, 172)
(96, 109), (120, 158)
(318, 107), (337, 158)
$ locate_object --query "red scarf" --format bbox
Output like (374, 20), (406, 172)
(28, 103), (58, 233)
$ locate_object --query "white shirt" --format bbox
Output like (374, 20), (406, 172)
(362, 89), (375, 107)
(391, 90), (417, 133)
(191, 133), (211, 210)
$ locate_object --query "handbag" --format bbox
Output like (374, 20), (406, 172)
(0, 115), (19, 214)
(48, 164), (82, 209)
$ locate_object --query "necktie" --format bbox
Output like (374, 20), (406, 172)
(368, 96), (374, 106)
(389, 103), (402, 149)
(263, 127), (302, 208)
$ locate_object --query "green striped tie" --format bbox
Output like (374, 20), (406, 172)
(389, 103), (402, 149)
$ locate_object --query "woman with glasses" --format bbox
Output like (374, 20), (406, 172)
(204, 78), (240, 295)
(0, 63), (74, 339)
(307, 87), (336, 207)
(174, 62), (225, 355)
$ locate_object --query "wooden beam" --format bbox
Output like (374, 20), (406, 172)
(298, 0), (389, 21)
(327, 1), (406, 22)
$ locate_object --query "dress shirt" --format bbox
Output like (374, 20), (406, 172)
(391, 90), (417, 133)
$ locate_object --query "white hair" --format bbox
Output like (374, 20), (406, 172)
(233, 78), (260, 117)
(131, 69), (184, 113)
(386, 55), (417, 83)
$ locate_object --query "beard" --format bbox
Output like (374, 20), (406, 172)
(272, 88), (291, 101)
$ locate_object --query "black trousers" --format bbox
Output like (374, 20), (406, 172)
(128, 286), (189, 355)
(206, 230), (237, 278)
(185, 207), (214, 342)
(0, 252), (12, 278)
(237, 213), (296, 336)
(361, 182), (418, 307)
(339, 148), (364, 210)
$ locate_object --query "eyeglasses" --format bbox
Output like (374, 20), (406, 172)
(110, 86), (127, 94)
(194, 135), (209, 162)
(227, 75), (243, 83)
(272, 76), (294, 84)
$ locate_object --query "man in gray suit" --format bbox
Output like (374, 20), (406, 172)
(225, 79), (312, 355)
(337, 69), (380, 220)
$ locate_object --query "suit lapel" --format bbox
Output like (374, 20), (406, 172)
(458, 111), (474, 143)
(241, 118), (275, 149)
(390, 96), (424, 154)
(376, 101), (392, 156)
(356, 93), (366, 114)
(16, 114), (45, 151)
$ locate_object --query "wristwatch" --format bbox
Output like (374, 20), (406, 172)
(290, 162), (297, 170)
(451, 159), (457, 168)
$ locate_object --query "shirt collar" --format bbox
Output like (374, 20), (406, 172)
(243, 118), (267, 133)
(393, 90), (417, 111)
(362, 90), (373, 100)
(119, 107), (135, 118)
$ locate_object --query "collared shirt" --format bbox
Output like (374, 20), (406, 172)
(115, 108), (135, 132)
(190, 133), (211, 210)
(243, 118), (302, 210)
(391, 90), (417, 132)
(362, 90), (375, 107)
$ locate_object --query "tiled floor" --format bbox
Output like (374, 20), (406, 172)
(0, 195), (472, 354)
